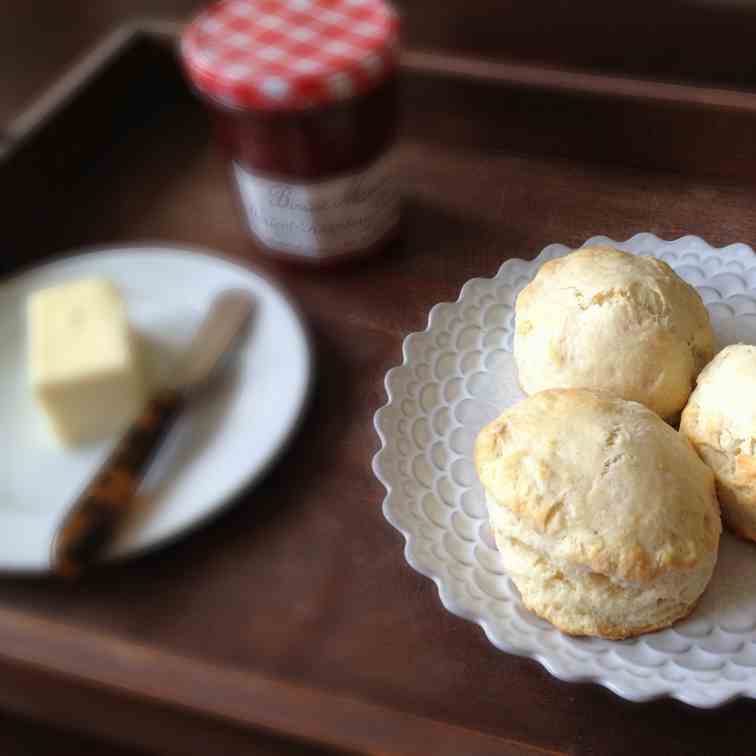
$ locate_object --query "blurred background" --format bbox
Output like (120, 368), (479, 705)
(3, 1), (756, 754)
(5, 0), (756, 129)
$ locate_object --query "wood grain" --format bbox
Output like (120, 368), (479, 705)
(3, 23), (756, 756)
(0, 711), (157, 756)
(396, 0), (756, 91)
(0, 606), (561, 756)
(0, 0), (203, 126)
(7, 0), (756, 130)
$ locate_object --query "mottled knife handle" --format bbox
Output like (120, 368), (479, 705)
(51, 390), (185, 578)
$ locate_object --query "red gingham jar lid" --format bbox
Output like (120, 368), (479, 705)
(181, 0), (400, 112)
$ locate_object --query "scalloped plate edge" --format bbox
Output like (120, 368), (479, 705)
(372, 233), (756, 708)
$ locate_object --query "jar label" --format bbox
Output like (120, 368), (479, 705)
(232, 153), (399, 257)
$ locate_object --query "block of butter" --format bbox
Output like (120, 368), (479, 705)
(28, 278), (145, 445)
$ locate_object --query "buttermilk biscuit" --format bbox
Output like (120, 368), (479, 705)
(681, 344), (756, 542)
(475, 389), (721, 639)
(514, 246), (714, 419)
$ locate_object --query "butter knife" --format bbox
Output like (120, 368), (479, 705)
(51, 289), (254, 577)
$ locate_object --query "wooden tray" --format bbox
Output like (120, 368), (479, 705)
(3, 21), (756, 756)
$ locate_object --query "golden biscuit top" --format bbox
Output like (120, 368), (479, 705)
(517, 246), (705, 322)
(514, 246), (714, 418)
(475, 389), (720, 584)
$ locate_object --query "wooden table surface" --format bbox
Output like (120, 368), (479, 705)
(6, 0), (756, 131)
(5, 2), (756, 755)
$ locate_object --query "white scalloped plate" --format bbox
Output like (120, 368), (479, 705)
(373, 233), (756, 708)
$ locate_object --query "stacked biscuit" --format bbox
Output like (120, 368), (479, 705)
(474, 245), (742, 639)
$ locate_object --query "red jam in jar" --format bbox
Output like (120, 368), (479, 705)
(181, 0), (401, 265)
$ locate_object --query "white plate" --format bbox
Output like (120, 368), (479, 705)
(1, 244), (311, 573)
(373, 233), (756, 708)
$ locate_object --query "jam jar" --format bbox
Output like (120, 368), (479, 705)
(181, 0), (401, 265)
